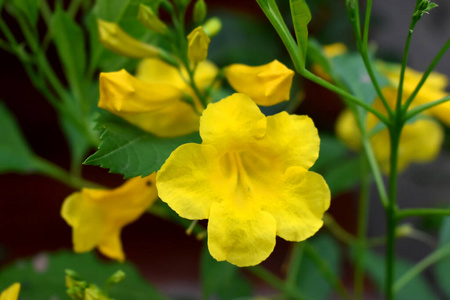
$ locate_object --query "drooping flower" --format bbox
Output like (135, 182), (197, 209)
(157, 93), (330, 267)
(225, 60), (295, 106)
(0, 283), (20, 300)
(99, 58), (218, 137)
(61, 174), (158, 261)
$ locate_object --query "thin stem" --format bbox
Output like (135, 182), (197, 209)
(397, 208), (450, 220)
(405, 95), (450, 120)
(354, 155), (370, 300)
(67, 0), (84, 17)
(247, 266), (309, 300)
(403, 37), (450, 111)
(394, 243), (450, 293)
(323, 214), (356, 244)
(362, 0), (372, 50)
(286, 243), (304, 288)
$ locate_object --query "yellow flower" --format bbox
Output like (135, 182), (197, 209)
(61, 174), (158, 262)
(97, 19), (162, 58)
(379, 64), (450, 125)
(99, 58), (218, 137)
(156, 93), (330, 267)
(225, 60), (295, 106)
(187, 26), (210, 63)
(0, 283), (20, 300)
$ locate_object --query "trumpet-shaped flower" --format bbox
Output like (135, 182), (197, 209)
(0, 283), (20, 300)
(225, 60), (294, 106)
(61, 174), (158, 261)
(99, 58), (218, 137)
(157, 93), (330, 267)
(187, 26), (210, 63)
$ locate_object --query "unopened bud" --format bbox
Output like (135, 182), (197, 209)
(203, 17), (222, 37)
(138, 4), (168, 34)
(187, 26), (210, 63)
(193, 0), (207, 24)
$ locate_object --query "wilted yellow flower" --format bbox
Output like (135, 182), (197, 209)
(225, 60), (295, 106)
(61, 174), (158, 262)
(157, 93), (330, 267)
(0, 283), (20, 300)
(97, 19), (161, 58)
(187, 26), (210, 63)
(99, 58), (218, 137)
(379, 64), (450, 125)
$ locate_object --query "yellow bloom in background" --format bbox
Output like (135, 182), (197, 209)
(187, 26), (210, 63)
(99, 58), (218, 137)
(225, 60), (295, 106)
(379, 64), (450, 125)
(61, 174), (158, 262)
(312, 43), (348, 81)
(97, 19), (161, 58)
(157, 93), (330, 267)
(0, 283), (20, 300)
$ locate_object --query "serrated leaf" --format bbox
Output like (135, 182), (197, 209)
(0, 251), (167, 300)
(362, 250), (438, 299)
(85, 113), (201, 178)
(10, 0), (40, 25)
(201, 244), (252, 300)
(290, 0), (311, 70)
(0, 102), (37, 173)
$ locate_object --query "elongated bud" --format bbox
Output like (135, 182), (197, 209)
(138, 4), (167, 34)
(193, 0), (207, 24)
(187, 26), (210, 63)
(97, 19), (161, 58)
(225, 60), (295, 106)
(203, 17), (222, 37)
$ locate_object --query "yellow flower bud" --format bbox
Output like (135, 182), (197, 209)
(97, 19), (161, 58)
(138, 4), (167, 34)
(225, 60), (295, 106)
(187, 26), (210, 63)
(0, 283), (20, 300)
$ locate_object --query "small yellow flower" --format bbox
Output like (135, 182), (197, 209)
(0, 283), (20, 300)
(99, 58), (218, 137)
(187, 26), (210, 63)
(156, 93), (330, 267)
(61, 174), (158, 262)
(97, 19), (161, 58)
(225, 60), (295, 106)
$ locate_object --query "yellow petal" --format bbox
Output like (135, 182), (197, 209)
(323, 43), (348, 58)
(156, 144), (220, 220)
(61, 174), (158, 261)
(207, 201), (276, 267)
(335, 109), (362, 151)
(225, 60), (294, 106)
(99, 69), (200, 137)
(200, 93), (267, 149)
(262, 167), (330, 241)
(187, 26), (210, 63)
(97, 19), (161, 58)
(0, 283), (20, 300)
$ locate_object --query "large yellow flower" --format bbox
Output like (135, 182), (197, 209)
(0, 283), (20, 300)
(61, 174), (158, 261)
(156, 93), (330, 267)
(99, 58), (218, 137)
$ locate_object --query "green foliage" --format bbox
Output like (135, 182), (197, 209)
(307, 39), (332, 74)
(434, 217), (450, 297)
(289, 0), (311, 70)
(0, 251), (167, 300)
(10, 0), (40, 25)
(201, 244), (252, 300)
(0, 102), (37, 173)
(85, 113), (201, 178)
(363, 250), (438, 299)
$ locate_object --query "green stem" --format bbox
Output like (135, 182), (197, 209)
(286, 242), (304, 288)
(247, 265), (309, 300)
(354, 155), (370, 300)
(403, 37), (450, 111)
(405, 95), (450, 120)
(33, 157), (103, 189)
(394, 243), (450, 293)
(67, 0), (85, 17)
(303, 243), (352, 300)
(362, 0), (372, 50)
(323, 214), (356, 244)
(397, 208), (450, 220)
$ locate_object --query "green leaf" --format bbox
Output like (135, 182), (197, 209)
(59, 112), (91, 168)
(50, 7), (86, 102)
(434, 217), (450, 296)
(85, 113), (201, 178)
(10, 0), (40, 25)
(0, 102), (37, 173)
(307, 39), (332, 74)
(0, 251), (167, 300)
(289, 0), (311, 69)
(201, 244), (252, 300)
(293, 234), (341, 300)
(362, 250), (438, 299)
(0, 0), (5, 12)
